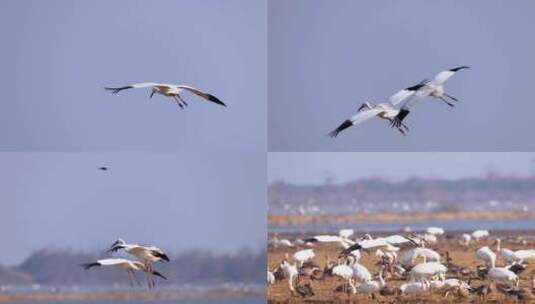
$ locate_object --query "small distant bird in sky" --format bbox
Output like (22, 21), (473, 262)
(105, 83), (226, 109)
(99, 166), (108, 171)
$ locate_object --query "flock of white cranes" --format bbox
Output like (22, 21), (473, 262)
(82, 238), (170, 289)
(268, 228), (535, 301)
(329, 66), (469, 137)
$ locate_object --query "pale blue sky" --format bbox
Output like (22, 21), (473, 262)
(0, 152), (266, 266)
(269, 0), (535, 151)
(0, 0), (266, 152)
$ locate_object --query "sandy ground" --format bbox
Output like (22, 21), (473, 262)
(267, 231), (535, 303)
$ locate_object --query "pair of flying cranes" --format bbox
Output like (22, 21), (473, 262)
(106, 66), (469, 138)
(329, 66), (470, 137)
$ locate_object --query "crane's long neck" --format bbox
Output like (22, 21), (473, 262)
(378, 270), (385, 288)
(496, 240), (501, 252)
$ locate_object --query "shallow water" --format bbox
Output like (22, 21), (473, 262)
(270, 218), (535, 234)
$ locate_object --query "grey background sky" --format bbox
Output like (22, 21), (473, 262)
(0, 0), (265, 152)
(269, 0), (535, 151)
(0, 152), (266, 266)
(268, 152), (535, 185)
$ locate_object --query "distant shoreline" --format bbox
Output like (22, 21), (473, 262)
(0, 288), (265, 302)
(269, 210), (535, 226)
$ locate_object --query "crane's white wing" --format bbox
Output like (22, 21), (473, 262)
(382, 235), (414, 245)
(328, 108), (383, 138)
(312, 235), (343, 243)
(387, 81), (428, 106)
(105, 82), (162, 94)
(358, 239), (388, 249)
(176, 85), (226, 107)
(430, 66), (470, 86)
(82, 258), (131, 270)
(96, 258), (131, 266)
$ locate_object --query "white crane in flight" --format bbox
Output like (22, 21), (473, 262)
(105, 83), (226, 109)
(391, 66), (469, 128)
(329, 81), (427, 137)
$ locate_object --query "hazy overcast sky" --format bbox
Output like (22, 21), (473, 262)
(0, 0), (265, 152)
(268, 152), (535, 184)
(0, 152), (266, 266)
(269, 0), (535, 151)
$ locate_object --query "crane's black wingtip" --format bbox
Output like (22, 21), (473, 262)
(152, 271), (168, 280)
(449, 66), (470, 72)
(207, 94), (226, 107)
(328, 130), (339, 138)
(329, 120), (353, 138)
(104, 86), (133, 94)
(81, 262), (100, 270)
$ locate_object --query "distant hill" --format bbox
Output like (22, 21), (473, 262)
(0, 265), (32, 285)
(0, 249), (264, 286)
(269, 176), (535, 215)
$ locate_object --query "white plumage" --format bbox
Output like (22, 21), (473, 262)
(409, 262), (447, 282)
(488, 267), (519, 287)
(351, 263), (372, 283)
(472, 230), (490, 241)
(329, 82), (427, 137)
(391, 66), (469, 128)
(426, 227), (445, 236)
(105, 82), (226, 108)
(400, 280), (430, 295)
(293, 249), (315, 267)
(476, 246), (496, 267)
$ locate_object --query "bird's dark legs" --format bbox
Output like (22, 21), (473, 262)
(148, 264), (156, 288)
(172, 96), (184, 109)
(388, 119), (407, 135)
(127, 270), (134, 287)
(177, 94), (188, 107)
(444, 93), (459, 101)
(439, 96), (455, 107)
(150, 90), (156, 99)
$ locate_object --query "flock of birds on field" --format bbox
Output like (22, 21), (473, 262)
(329, 66), (469, 137)
(82, 238), (170, 289)
(268, 228), (535, 301)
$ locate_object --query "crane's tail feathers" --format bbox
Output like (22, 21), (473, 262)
(81, 262), (100, 270)
(329, 120), (353, 138)
(105, 86), (133, 94)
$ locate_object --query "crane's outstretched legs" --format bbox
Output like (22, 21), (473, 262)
(439, 96), (455, 107)
(444, 93), (459, 101)
(127, 270), (135, 287)
(177, 94), (188, 107)
(173, 96), (184, 109)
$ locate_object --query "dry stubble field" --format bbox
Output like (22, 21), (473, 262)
(267, 231), (535, 303)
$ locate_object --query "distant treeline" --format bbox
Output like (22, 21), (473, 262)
(269, 176), (535, 214)
(0, 249), (265, 286)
